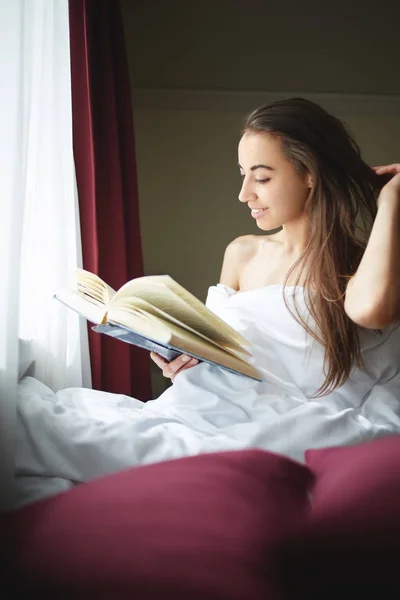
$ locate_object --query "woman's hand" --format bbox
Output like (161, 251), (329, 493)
(373, 163), (400, 206)
(150, 352), (198, 383)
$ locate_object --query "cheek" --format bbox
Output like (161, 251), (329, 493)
(268, 179), (308, 213)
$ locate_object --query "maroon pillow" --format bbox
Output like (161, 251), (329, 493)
(1, 449), (313, 599)
(277, 436), (400, 599)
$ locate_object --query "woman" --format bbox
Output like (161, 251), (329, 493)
(17, 98), (400, 499)
(152, 98), (400, 398)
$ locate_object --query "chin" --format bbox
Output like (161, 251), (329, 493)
(256, 218), (280, 232)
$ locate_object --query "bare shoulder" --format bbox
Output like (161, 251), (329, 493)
(219, 235), (261, 290)
(225, 234), (260, 257)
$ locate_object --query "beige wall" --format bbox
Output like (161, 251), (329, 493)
(134, 108), (249, 301)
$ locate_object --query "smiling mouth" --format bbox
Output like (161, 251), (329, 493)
(251, 208), (268, 218)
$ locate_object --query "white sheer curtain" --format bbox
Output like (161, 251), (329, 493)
(0, 0), (91, 510)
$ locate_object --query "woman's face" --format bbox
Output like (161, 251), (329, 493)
(238, 132), (312, 231)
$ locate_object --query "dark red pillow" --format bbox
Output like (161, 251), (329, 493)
(1, 449), (313, 599)
(277, 436), (400, 600)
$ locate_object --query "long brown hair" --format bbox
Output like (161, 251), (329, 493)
(243, 97), (389, 398)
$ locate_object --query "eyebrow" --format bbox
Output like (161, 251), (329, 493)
(238, 163), (275, 171)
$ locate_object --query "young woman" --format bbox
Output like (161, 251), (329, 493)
(152, 98), (400, 399)
(17, 98), (400, 500)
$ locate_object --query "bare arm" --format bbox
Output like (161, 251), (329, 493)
(219, 235), (256, 289)
(344, 164), (400, 329)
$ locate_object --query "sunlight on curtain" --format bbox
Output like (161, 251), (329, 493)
(0, 0), (22, 511)
(17, 0), (91, 393)
(0, 0), (90, 509)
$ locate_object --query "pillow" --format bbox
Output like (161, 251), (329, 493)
(18, 338), (35, 379)
(277, 436), (400, 599)
(1, 449), (313, 599)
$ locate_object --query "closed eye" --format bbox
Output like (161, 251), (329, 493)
(239, 173), (270, 184)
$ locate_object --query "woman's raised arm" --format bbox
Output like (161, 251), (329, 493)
(344, 163), (400, 329)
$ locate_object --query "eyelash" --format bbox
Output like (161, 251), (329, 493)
(240, 175), (271, 184)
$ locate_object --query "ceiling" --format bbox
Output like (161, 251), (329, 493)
(120, 0), (400, 95)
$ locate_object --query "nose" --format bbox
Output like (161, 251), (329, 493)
(238, 178), (256, 204)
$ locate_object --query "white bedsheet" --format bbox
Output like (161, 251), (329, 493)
(13, 475), (76, 508)
(16, 284), (400, 504)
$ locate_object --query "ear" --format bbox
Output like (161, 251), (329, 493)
(306, 173), (313, 189)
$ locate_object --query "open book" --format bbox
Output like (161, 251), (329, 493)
(54, 269), (262, 381)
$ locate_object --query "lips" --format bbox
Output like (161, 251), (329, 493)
(250, 207), (268, 219)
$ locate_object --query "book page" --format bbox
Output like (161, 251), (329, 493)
(109, 296), (250, 358)
(54, 288), (106, 324)
(76, 268), (116, 306)
(108, 307), (260, 380)
(111, 275), (251, 352)
(107, 308), (173, 345)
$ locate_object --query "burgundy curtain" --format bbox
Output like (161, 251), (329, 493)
(68, 0), (152, 400)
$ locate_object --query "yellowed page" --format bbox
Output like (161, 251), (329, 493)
(108, 306), (261, 380)
(76, 268), (116, 306)
(111, 275), (251, 352)
(110, 296), (251, 359)
(108, 308), (172, 345)
(54, 288), (106, 324)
